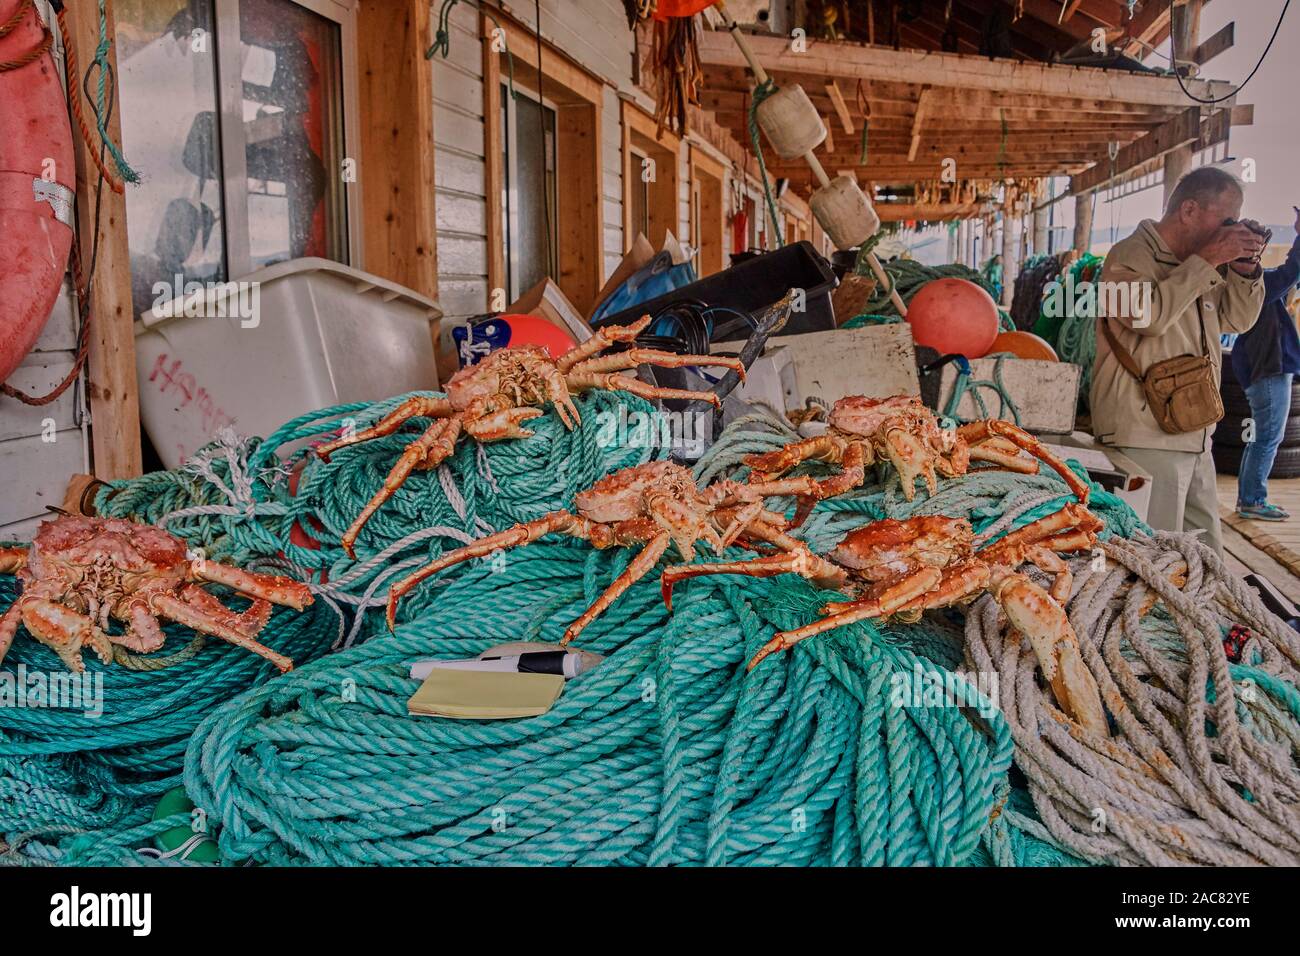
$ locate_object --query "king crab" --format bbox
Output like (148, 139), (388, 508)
(0, 515), (312, 673)
(662, 503), (1110, 736)
(316, 316), (746, 556)
(742, 395), (1090, 521)
(383, 460), (832, 644)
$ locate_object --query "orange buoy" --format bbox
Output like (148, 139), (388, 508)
(990, 330), (1059, 362)
(904, 278), (1000, 359)
(0, 0), (75, 384)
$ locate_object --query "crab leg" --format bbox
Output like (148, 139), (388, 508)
(743, 434), (849, 480)
(385, 512), (606, 629)
(878, 421), (938, 501)
(555, 315), (653, 373)
(337, 414), (464, 557)
(567, 349), (746, 382)
(957, 419), (1090, 503)
(181, 586), (274, 637)
(191, 562), (314, 610)
(661, 544), (846, 611)
(463, 406), (546, 441)
(0, 546), (27, 574)
(747, 565), (945, 671)
(315, 395), (453, 460)
(566, 371), (723, 408)
(151, 592), (293, 673)
(990, 572), (1109, 737)
(561, 533), (671, 645)
(17, 599), (114, 673)
(0, 603), (21, 667)
(118, 602), (168, 653)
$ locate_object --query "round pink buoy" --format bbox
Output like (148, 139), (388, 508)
(905, 278), (1000, 359)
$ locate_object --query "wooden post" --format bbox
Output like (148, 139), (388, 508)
(63, 0), (141, 479)
(1163, 0), (1202, 210)
(1073, 192), (1094, 254)
(1000, 208), (1017, 308)
(1032, 203), (1049, 257)
(357, 0), (438, 301)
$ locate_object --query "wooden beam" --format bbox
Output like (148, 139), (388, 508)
(64, 0), (141, 479)
(907, 86), (932, 162)
(1192, 22), (1234, 66)
(357, 0), (438, 300)
(696, 28), (1236, 107)
(1059, 1), (1086, 22)
(825, 80), (855, 134)
(1071, 107), (1200, 193)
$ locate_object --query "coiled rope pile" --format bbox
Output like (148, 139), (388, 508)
(5, 396), (1298, 867)
(968, 532), (1300, 865)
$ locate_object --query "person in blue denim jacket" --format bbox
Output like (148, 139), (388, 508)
(1231, 208), (1300, 520)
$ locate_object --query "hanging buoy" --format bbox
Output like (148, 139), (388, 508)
(0, 0), (76, 384)
(810, 175), (879, 250)
(755, 84), (826, 160)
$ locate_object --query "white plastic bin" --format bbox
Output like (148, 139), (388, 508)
(135, 258), (441, 468)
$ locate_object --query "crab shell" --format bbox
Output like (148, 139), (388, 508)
(574, 461), (706, 523)
(27, 515), (189, 596)
(829, 395), (956, 451)
(830, 514), (973, 583)
(445, 346), (564, 411)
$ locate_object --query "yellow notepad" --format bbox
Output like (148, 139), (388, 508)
(406, 669), (565, 720)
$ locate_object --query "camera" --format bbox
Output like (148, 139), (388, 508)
(1222, 218), (1271, 264)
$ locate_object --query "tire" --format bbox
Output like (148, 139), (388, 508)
(1218, 379), (1300, 417)
(1214, 413), (1300, 449)
(1212, 441), (1300, 479)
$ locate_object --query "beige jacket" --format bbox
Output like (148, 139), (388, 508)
(1089, 220), (1264, 452)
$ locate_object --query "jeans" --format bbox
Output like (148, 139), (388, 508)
(1237, 372), (1293, 507)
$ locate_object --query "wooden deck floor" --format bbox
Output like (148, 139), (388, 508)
(1215, 474), (1300, 604)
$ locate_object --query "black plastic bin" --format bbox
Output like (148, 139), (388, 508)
(592, 241), (838, 343)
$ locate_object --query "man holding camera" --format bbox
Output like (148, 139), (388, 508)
(1090, 167), (1266, 556)
(1230, 207), (1300, 521)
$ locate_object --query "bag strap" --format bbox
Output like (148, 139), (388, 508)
(1101, 295), (1213, 381)
(1100, 316), (1145, 382)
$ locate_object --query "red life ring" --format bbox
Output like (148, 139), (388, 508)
(0, 0), (76, 384)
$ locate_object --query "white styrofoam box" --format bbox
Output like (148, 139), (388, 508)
(1046, 433), (1153, 524)
(769, 323), (920, 410)
(135, 258), (441, 469)
(938, 358), (1080, 435)
(0, 429), (86, 533)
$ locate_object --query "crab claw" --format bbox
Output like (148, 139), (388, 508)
(993, 573), (1109, 736)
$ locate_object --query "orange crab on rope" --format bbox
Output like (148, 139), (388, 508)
(383, 460), (832, 643)
(742, 394), (1090, 522)
(662, 502), (1111, 736)
(315, 316), (745, 556)
(0, 516), (312, 673)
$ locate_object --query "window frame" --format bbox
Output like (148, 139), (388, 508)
(688, 145), (726, 276)
(212, 0), (363, 277)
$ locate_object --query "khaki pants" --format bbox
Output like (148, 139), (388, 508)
(1117, 445), (1223, 556)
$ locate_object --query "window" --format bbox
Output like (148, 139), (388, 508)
(629, 147), (651, 240)
(116, 0), (356, 318)
(620, 102), (680, 252)
(484, 13), (604, 314)
(689, 147), (725, 276)
(501, 83), (559, 300)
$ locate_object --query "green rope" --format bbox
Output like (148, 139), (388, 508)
(941, 353), (1022, 426)
(425, 0), (520, 102)
(90, 0), (139, 185)
(747, 79), (785, 248)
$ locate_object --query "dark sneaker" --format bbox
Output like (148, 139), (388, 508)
(1236, 503), (1291, 521)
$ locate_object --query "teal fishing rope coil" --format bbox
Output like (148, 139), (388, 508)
(0, 576), (343, 865)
